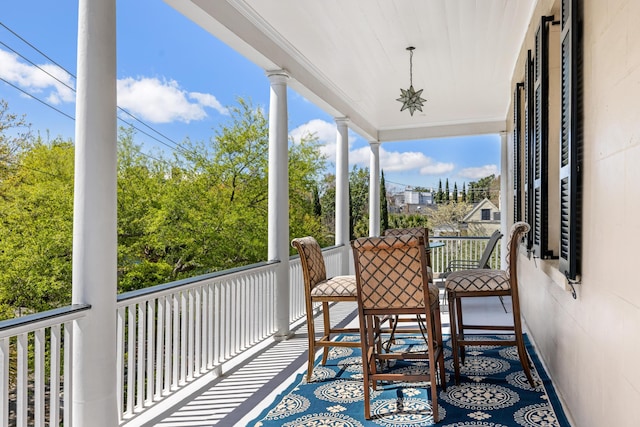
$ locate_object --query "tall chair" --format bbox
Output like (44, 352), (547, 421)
(291, 236), (360, 383)
(351, 234), (446, 422)
(382, 226), (433, 341)
(440, 229), (505, 310)
(441, 229), (503, 277)
(383, 226), (433, 281)
(445, 222), (535, 387)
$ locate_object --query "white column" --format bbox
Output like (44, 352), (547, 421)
(368, 141), (381, 236)
(267, 70), (292, 340)
(499, 131), (509, 270)
(72, 0), (118, 425)
(335, 118), (350, 274)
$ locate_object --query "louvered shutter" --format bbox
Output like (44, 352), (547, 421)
(532, 17), (553, 259)
(513, 83), (524, 223)
(559, 0), (582, 279)
(524, 50), (534, 250)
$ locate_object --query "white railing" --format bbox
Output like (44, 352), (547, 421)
(429, 236), (501, 275)
(115, 261), (279, 421)
(0, 304), (90, 427)
(0, 239), (494, 425)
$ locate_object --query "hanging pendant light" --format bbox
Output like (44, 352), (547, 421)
(397, 46), (426, 116)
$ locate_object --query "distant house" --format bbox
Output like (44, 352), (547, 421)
(461, 198), (501, 235)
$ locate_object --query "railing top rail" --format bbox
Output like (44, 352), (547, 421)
(0, 303), (91, 337)
(117, 259), (280, 305)
(431, 236), (492, 241)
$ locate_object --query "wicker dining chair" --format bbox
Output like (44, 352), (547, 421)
(440, 229), (506, 311)
(351, 234), (446, 422)
(382, 227), (434, 339)
(291, 236), (360, 383)
(445, 222), (536, 387)
(383, 227), (433, 281)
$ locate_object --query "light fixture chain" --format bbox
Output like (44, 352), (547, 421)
(409, 48), (413, 87)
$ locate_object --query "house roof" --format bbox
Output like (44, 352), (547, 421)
(463, 198), (500, 222)
(165, 0), (537, 142)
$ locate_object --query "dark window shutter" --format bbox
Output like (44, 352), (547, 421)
(532, 17), (553, 259)
(513, 82), (524, 223)
(524, 50), (534, 250)
(559, 0), (583, 279)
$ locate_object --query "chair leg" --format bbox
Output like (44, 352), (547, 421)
(305, 303), (316, 383)
(513, 311), (536, 387)
(447, 291), (461, 385)
(455, 296), (466, 364)
(321, 302), (331, 366)
(432, 307), (447, 391)
(429, 349), (440, 423)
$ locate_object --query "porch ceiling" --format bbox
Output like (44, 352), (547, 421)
(165, 0), (536, 142)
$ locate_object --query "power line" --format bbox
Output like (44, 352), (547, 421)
(0, 21), (197, 158)
(0, 40), (75, 93)
(0, 76), (75, 121)
(0, 22), (73, 79)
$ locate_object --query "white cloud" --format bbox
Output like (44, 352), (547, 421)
(189, 92), (228, 115)
(0, 49), (75, 104)
(382, 149), (454, 175)
(117, 77), (227, 123)
(290, 119), (341, 161)
(458, 164), (499, 179)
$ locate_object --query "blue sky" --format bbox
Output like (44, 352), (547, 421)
(0, 0), (500, 193)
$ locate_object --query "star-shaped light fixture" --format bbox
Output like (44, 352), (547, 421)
(397, 46), (426, 116)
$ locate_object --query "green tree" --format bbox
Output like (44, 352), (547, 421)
(436, 179), (444, 203)
(312, 185), (321, 217)
(318, 173), (336, 245)
(453, 182), (458, 203)
(0, 137), (74, 318)
(0, 100), (32, 199)
(427, 201), (472, 235)
(388, 213), (429, 229)
(349, 166), (369, 239)
(468, 174), (499, 204)
(445, 178), (450, 203)
(380, 170), (389, 232)
(0, 97), (332, 315)
(462, 182), (467, 202)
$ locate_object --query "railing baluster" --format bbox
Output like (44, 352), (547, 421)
(0, 337), (9, 427)
(180, 291), (187, 384)
(146, 299), (155, 404)
(63, 320), (73, 427)
(34, 328), (45, 426)
(126, 306), (135, 416)
(136, 303), (145, 410)
(213, 284), (220, 366)
(17, 333), (28, 427)
(155, 297), (165, 399)
(207, 285), (214, 369)
(172, 293), (179, 389)
(50, 326), (61, 427)
(164, 295), (172, 394)
(187, 289), (194, 381)
(195, 287), (202, 375)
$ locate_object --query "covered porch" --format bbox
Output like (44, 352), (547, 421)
(2, 0), (640, 426)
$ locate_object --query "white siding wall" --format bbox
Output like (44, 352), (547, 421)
(508, 1), (640, 426)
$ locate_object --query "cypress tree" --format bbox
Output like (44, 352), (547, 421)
(380, 170), (389, 232)
(445, 178), (450, 202)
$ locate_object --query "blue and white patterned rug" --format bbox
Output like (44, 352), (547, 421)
(251, 334), (571, 426)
